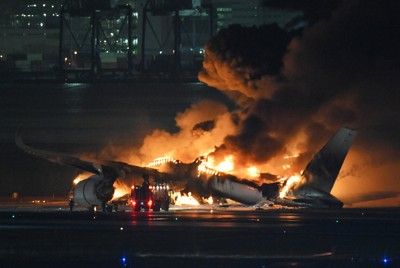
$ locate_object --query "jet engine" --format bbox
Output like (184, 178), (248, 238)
(74, 175), (115, 207)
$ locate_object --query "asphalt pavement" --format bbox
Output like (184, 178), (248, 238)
(0, 202), (399, 268)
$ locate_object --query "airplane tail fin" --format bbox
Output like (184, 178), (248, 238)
(301, 128), (356, 193)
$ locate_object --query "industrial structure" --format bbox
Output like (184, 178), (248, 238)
(59, 0), (214, 80)
(0, 0), (302, 81)
(59, 0), (135, 80)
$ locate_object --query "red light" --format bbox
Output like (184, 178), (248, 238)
(131, 200), (136, 206)
(149, 186), (153, 189)
(147, 200), (153, 207)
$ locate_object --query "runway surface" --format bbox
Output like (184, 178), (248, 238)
(0, 201), (399, 268)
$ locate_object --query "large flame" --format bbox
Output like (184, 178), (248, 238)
(215, 155), (234, 172)
(112, 178), (130, 200)
(198, 154), (234, 175)
(279, 175), (302, 198)
(203, 196), (214, 205)
(247, 166), (259, 178)
(173, 192), (200, 206)
(197, 159), (220, 176)
(72, 173), (130, 201)
(72, 172), (92, 185)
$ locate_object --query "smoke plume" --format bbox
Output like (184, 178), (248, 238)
(197, 0), (400, 201)
(101, 0), (399, 205)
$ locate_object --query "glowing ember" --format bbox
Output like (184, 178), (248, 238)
(173, 192), (200, 206)
(279, 175), (302, 198)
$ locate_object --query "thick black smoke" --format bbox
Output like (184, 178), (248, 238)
(199, 0), (400, 199)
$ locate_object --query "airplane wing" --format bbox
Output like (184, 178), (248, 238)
(15, 127), (166, 181)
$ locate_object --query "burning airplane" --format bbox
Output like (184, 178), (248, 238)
(210, 128), (356, 208)
(16, 127), (355, 209)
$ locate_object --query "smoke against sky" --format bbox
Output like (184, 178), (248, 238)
(101, 0), (399, 205)
(198, 23), (290, 101)
(197, 0), (400, 200)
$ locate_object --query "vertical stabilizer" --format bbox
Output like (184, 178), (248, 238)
(301, 128), (356, 193)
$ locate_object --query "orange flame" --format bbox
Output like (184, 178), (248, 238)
(111, 178), (130, 200)
(173, 192), (200, 206)
(202, 196), (214, 205)
(247, 166), (259, 178)
(199, 154), (235, 175)
(215, 155), (234, 172)
(72, 173), (130, 201)
(72, 172), (92, 185)
(146, 157), (179, 168)
(279, 175), (301, 198)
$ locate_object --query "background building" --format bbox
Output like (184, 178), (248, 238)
(0, 1), (63, 72)
(0, 0), (303, 78)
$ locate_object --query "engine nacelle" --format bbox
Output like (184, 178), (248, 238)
(74, 175), (115, 207)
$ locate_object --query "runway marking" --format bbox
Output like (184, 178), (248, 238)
(134, 252), (334, 260)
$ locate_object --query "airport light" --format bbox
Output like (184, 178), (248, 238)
(121, 256), (127, 267)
